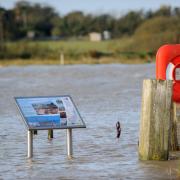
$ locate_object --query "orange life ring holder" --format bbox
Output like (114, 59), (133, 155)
(156, 44), (180, 102)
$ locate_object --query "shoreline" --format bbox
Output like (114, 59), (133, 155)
(0, 58), (154, 67)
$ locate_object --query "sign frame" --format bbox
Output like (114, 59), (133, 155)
(15, 95), (86, 158)
(15, 95), (86, 130)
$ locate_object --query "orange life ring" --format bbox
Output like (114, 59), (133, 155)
(156, 44), (180, 102)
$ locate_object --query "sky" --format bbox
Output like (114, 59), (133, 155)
(0, 0), (180, 16)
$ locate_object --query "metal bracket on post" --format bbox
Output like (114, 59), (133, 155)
(27, 130), (33, 158)
(67, 128), (73, 159)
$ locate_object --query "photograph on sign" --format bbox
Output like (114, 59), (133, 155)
(15, 96), (85, 129)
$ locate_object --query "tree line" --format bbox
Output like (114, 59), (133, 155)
(0, 1), (180, 41)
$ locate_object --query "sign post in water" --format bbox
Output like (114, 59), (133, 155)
(15, 95), (86, 158)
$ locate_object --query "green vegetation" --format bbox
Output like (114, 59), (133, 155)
(0, 1), (180, 65)
(0, 40), (155, 65)
(0, 1), (144, 40)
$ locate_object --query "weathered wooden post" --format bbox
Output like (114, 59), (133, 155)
(170, 102), (179, 151)
(139, 79), (172, 160)
(60, 52), (64, 65)
(48, 129), (53, 139)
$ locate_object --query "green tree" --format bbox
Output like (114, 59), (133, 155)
(63, 11), (85, 36)
(153, 5), (171, 17)
(14, 1), (58, 37)
(131, 16), (180, 51)
(113, 11), (143, 37)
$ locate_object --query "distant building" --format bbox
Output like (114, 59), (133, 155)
(27, 31), (35, 39)
(103, 30), (111, 40)
(89, 32), (102, 42)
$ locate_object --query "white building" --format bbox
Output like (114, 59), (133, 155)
(89, 32), (102, 42)
(103, 30), (111, 40)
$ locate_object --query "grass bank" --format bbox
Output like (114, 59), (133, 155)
(0, 39), (155, 66)
(0, 57), (152, 66)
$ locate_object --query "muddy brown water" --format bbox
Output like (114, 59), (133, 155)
(0, 64), (179, 179)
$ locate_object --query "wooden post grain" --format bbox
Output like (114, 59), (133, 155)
(139, 79), (172, 160)
(170, 102), (179, 151)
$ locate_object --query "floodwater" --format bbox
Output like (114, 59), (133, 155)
(0, 64), (179, 179)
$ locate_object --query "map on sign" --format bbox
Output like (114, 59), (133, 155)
(15, 96), (86, 130)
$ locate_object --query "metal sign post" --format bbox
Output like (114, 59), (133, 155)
(27, 130), (33, 158)
(15, 95), (86, 159)
(67, 128), (73, 158)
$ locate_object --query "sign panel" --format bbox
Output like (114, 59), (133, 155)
(15, 96), (86, 130)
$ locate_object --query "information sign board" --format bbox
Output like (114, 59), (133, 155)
(15, 95), (86, 130)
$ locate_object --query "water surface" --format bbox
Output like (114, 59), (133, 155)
(0, 64), (179, 179)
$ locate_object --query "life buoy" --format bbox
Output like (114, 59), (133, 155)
(156, 44), (180, 102)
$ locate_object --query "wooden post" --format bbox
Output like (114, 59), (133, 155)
(170, 102), (179, 151)
(48, 129), (53, 139)
(60, 52), (64, 65)
(139, 79), (172, 160)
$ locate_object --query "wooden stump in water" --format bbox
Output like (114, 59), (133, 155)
(48, 129), (53, 139)
(139, 79), (172, 160)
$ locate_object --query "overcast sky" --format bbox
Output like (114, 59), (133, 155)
(0, 0), (180, 16)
